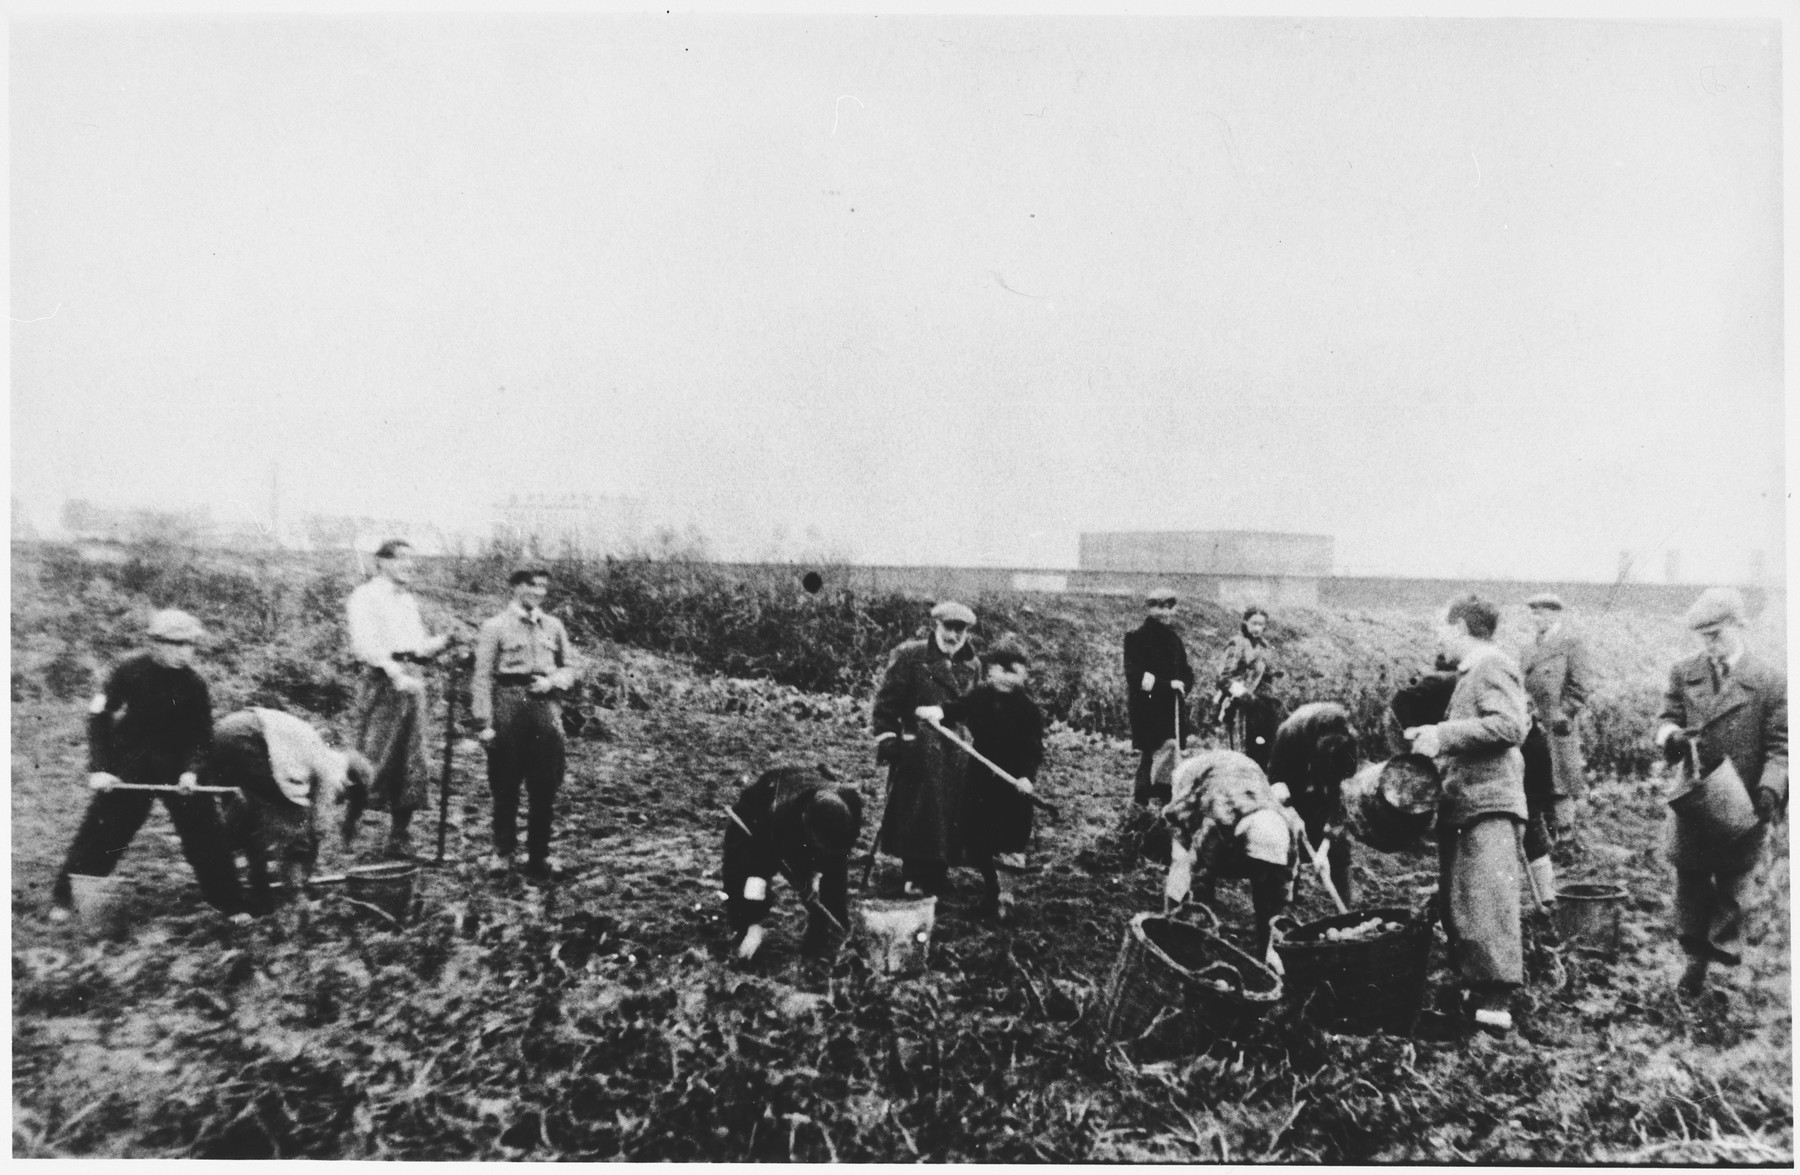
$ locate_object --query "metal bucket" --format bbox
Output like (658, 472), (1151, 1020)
(1553, 883), (1628, 954)
(345, 862), (418, 922)
(1668, 758), (1759, 861)
(855, 896), (937, 976)
(1342, 755), (1440, 853)
(67, 873), (133, 939)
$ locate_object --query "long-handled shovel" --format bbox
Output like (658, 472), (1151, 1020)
(101, 782), (239, 795)
(861, 750), (898, 887)
(434, 648), (468, 865)
(923, 718), (1060, 818)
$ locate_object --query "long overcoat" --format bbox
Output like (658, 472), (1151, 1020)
(1123, 620), (1194, 751)
(1520, 626), (1593, 798)
(872, 636), (982, 866)
(1657, 650), (1788, 871)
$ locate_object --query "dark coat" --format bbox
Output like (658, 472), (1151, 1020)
(943, 684), (1044, 857)
(723, 766), (863, 936)
(88, 654), (213, 785)
(1124, 620), (1194, 751)
(872, 636), (982, 865)
(1521, 626), (1593, 796)
(1265, 701), (1358, 837)
(1658, 650), (1787, 873)
(1658, 651), (1788, 801)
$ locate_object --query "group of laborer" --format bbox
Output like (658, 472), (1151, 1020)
(48, 549), (1786, 1029)
(51, 540), (582, 920)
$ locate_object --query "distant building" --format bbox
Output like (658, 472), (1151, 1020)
(1076, 529), (1334, 607)
(493, 493), (645, 558)
(60, 499), (214, 546)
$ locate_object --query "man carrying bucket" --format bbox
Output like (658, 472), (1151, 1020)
(1405, 594), (1530, 1034)
(50, 609), (246, 922)
(1653, 586), (1787, 997)
(724, 766), (863, 961)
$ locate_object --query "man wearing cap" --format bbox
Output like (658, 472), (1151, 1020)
(1653, 586), (1787, 996)
(871, 601), (982, 896)
(50, 609), (245, 920)
(473, 565), (580, 883)
(1124, 589), (1195, 807)
(1519, 593), (1593, 851)
(724, 765), (863, 961)
(345, 539), (452, 859)
(1406, 593), (1530, 1033)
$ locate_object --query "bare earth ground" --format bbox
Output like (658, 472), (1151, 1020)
(11, 656), (1793, 1161)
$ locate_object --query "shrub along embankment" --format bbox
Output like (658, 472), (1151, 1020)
(13, 541), (1768, 782)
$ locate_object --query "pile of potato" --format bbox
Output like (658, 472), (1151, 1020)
(1314, 916), (1407, 943)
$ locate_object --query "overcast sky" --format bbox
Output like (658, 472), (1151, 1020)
(10, 12), (1786, 579)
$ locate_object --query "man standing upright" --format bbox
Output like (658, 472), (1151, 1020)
(1519, 592), (1593, 851)
(346, 539), (451, 859)
(1405, 594), (1530, 1034)
(1653, 586), (1787, 996)
(1124, 588), (1194, 807)
(473, 565), (580, 883)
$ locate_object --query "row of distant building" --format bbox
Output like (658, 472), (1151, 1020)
(15, 495), (1775, 615)
(15, 493), (650, 560)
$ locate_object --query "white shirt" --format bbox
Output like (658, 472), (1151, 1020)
(346, 575), (430, 670)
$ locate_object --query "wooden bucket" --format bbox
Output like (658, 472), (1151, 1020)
(345, 862), (418, 922)
(1553, 883), (1628, 954)
(855, 896), (937, 976)
(68, 873), (133, 939)
(1275, 906), (1432, 1035)
(1097, 914), (1281, 1047)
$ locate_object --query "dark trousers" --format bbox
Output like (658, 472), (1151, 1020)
(54, 789), (243, 914)
(486, 687), (566, 863)
(1134, 749), (1170, 808)
(1675, 866), (1758, 966)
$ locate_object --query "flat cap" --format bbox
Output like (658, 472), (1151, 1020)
(374, 538), (412, 559)
(508, 564), (551, 586)
(1683, 586), (1746, 631)
(1144, 586), (1178, 604)
(929, 600), (976, 626)
(1524, 592), (1566, 611)
(147, 609), (205, 642)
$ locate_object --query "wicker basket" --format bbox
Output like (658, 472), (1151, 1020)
(1097, 913), (1282, 1047)
(1275, 906), (1432, 1035)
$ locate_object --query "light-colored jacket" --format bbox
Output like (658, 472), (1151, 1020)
(1435, 644), (1529, 828)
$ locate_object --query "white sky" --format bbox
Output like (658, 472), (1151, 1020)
(9, 9), (1788, 579)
